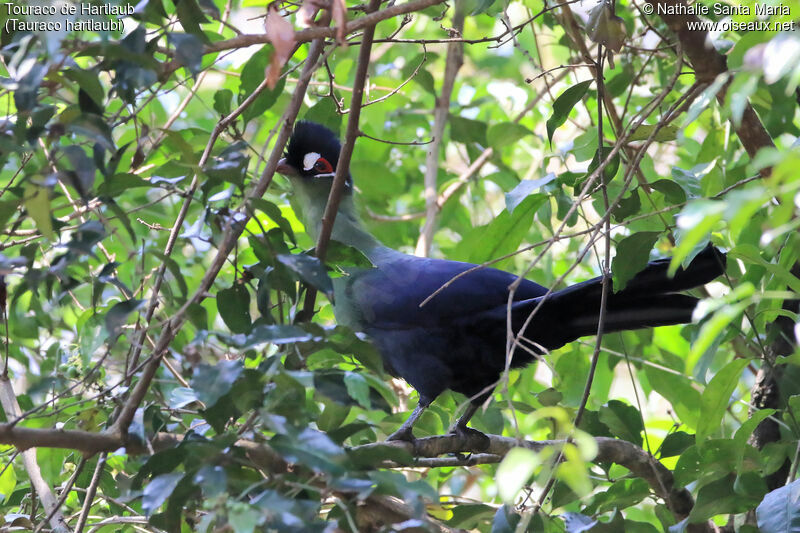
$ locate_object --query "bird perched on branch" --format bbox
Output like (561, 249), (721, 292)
(276, 120), (726, 445)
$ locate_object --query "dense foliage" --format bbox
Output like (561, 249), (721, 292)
(0, 0), (798, 531)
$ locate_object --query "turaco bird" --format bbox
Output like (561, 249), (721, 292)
(276, 120), (726, 444)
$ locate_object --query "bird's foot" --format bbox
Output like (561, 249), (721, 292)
(449, 424), (490, 452)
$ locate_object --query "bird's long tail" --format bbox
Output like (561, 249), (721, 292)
(515, 245), (727, 351)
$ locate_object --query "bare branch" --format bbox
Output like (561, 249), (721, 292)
(0, 376), (70, 533)
(300, 0), (383, 320)
(415, 2), (464, 257)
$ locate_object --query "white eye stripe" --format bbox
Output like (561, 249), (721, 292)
(303, 152), (321, 171)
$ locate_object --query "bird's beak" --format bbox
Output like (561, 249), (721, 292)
(276, 158), (296, 176)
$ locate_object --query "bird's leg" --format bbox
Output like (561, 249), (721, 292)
(449, 403), (490, 451)
(386, 398), (430, 443)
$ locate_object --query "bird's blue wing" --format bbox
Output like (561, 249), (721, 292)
(337, 255), (549, 329)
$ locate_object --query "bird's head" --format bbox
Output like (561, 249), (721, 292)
(276, 120), (352, 190)
(276, 120), (374, 248)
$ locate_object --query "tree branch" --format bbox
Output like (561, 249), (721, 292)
(0, 376), (70, 533)
(0, 422), (709, 530)
(414, 2), (465, 257)
(646, 0), (774, 159)
(108, 32), (332, 439)
(300, 0), (382, 320)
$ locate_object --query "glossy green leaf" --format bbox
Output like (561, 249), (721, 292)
(191, 360), (243, 407)
(546, 80), (593, 145)
(239, 46), (286, 125)
(277, 253), (334, 300)
(599, 400), (643, 446)
(696, 359), (750, 444)
(487, 122), (533, 152)
(217, 284), (252, 334)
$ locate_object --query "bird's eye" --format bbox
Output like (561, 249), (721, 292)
(313, 157), (333, 174)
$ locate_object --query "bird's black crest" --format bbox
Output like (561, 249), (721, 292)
(285, 121), (352, 187)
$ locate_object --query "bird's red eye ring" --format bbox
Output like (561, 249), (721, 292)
(314, 157), (333, 174)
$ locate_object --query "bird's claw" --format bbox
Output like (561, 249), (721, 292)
(449, 425), (490, 452)
(386, 427), (416, 444)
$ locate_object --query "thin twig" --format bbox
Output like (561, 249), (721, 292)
(415, 2), (464, 257)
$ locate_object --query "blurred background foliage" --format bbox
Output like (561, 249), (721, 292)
(0, 0), (798, 531)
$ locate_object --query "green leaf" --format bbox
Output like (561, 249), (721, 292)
(536, 388), (563, 407)
(168, 387), (198, 409)
(324, 241), (374, 269)
(277, 253), (334, 300)
(24, 184), (55, 240)
(671, 167), (702, 199)
(449, 115), (488, 145)
(142, 472), (184, 517)
(343, 371), (371, 409)
(65, 113), (116, 151)
(348, 443), (413, 469)
(756, 478), (800, 533)
(191, 360), (243, 407)
(0, 199), (19, 233)
(671, 201), (725, 275)
(583, 145), (620, 186)
(446, 504), (497, 529)
(659, 431), (695, 458)
(471, 0), (498, 15)
(229, 505), (262, 533)
(696, 359), (749, 444)
(627, 124), (678, 142)
(683, 74), (729, 127)
(0, 460), (16, 502)
(645, 364), (701, 429)
(611, 232), (660, 291)
(733, 408), (775, 465)
(66, 220), (106, 256)
(487, 122), (533, 152)
(64, 68), (105, 109)
(598, 400), (643, 446)
(168, 33), (204, 75)
(349, 160), (404, 201)
(496, 447), (539, 503)
(250, 198), (295, 243)
(689, 475), (760, 522)
(104, 299), (144, 340)
(454, 194), (545, 268)
(239, 46), (286, 125)
(687, 301), (748, 371)
(217, 284), (252, 334)
(172, 0), (209, 40)
(98, 172), (149, 196)
(588, 478), (650, 514)
(186, 303), (208, 331)
(237, 324), (314, 348)
(304, 98), (342, 137)
(650, 179), (686, 204)
(612, 189), (641, 222)
(213, 88), (233, 115)
(730, 245), (800, 293)
(504, 175), (553, 214)
(546, 80), (593, 145)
